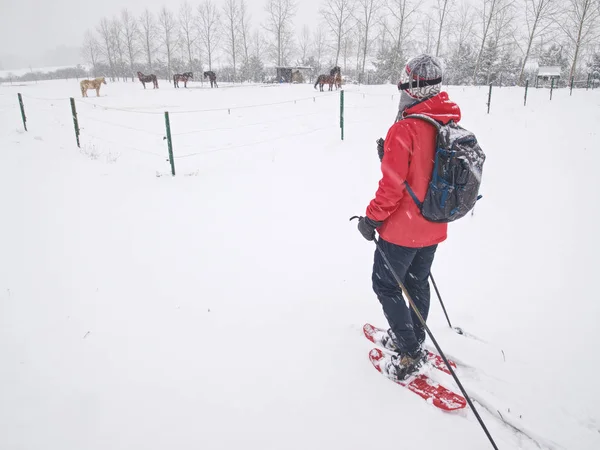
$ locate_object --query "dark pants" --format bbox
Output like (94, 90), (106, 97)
(372, 238), (437, 354)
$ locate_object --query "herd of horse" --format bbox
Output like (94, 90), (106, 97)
(314, 66), (343, 91)
(79, 67), (342, 97)
(79, 71), (219, 96)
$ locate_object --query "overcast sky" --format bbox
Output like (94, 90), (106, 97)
(0, 0), (320, 60)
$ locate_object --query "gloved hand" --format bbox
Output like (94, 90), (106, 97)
(376, 138), (385, 161)
(357, 216), (384, 241)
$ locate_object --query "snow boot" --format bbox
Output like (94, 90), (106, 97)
(381, 347), (427, 381)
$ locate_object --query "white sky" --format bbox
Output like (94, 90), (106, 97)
(0, 0), (321, 59)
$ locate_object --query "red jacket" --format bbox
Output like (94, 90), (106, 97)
(366, 92), (461, 248)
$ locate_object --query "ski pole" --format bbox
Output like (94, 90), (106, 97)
(372, 236), (498, 450)
(429, 273), (464, 335)
(350, 215), (498, 449)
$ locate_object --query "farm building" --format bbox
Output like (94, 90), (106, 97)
(274, 66), (313, 83)
(536, 66), (561, 87)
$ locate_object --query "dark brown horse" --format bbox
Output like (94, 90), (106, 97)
(204, 71), (218, 88)
(137, 71), (158, 89)
(174, 72), (193, 88)
(314, 66), (341, 92)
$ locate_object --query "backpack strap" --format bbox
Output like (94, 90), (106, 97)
(403, 113), (442, 130)
(401, 114), (442, 208)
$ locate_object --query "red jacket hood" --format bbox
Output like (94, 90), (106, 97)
(402, 92), (461, 125)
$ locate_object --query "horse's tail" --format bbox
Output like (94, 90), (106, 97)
(314, 76), (321, 89)
(173, 74), (177, 87)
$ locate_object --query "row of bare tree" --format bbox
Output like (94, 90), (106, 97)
(82, 0), (600, 85)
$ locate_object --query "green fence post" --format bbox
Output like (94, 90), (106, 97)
(550, 77), (554, 100)
(486, 84), (492, 114)
(164, 111), (176, 176)
(570, 76), (574, 96)
(69, 97), (80, 148)
(340, 89), (344, 141)
(17, 93), (27, 131)
(524, 80), (529, 106)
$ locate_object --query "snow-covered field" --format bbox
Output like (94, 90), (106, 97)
(1, 78), (599, 450)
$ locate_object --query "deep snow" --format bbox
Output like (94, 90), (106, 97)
(1, 78), (600, 450)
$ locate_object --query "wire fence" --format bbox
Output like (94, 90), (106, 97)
(4, 89), (343, 174)
(4, 81), (597, 175)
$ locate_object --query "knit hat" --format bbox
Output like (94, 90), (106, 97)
(398, 54), (443, 99)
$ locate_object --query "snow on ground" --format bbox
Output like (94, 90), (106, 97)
(1, 78), (600, 450)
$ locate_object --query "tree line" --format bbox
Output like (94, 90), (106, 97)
(12, 0), (600, 86)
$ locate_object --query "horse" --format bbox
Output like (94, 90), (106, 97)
(80, 77), (107, 97)
(203, 71), (218, 88)
(334, 70), (343, 89)
(314, 66), (341, 92)
(173, 72), (193, 88)
(137, 71), (159, 89)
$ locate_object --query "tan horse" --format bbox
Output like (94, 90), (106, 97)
(80, 77), (107, 97)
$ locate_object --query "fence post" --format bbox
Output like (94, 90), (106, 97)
(69, 97), (80, 148)
(550, 77), (554, 100)
(486, 84), (492, 114)
(164, 111), (176, 176)
(586, 73), (590, 90)
(524, 80), (529, 106)
(570, 76), (574, 96)
(17, 93), (27, 131)
(340, 89), (345, 141)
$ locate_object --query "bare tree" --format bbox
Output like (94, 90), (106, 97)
(97, 17), (117, 79)
(198, 0), (221, 71)
(313, 24), (329, 72)
(299, 25), (311, 61)
(491, 0), (517, 52)
(252, 30), (268, 60)
(121, 9), (140, 80)
(223, 0), (241, 80)
(264, 0), (298, 65)
(341, 33), (354, 71)
(451, 2), (477, 49)
(434, 0), (454, 56)
(384, 0), (418, 79)
(472, 0), (514, 83)
(517, 0), (557, 83)
(158, 7), (178, 79)
(179, 2), (197, 72)
(355, 0), (380, 79)
(320, 0), (357, 66)
(421, 13), (436, 54)
(82, 31), (101, 77)
(355, 21), (365, 76)
(239, 0), (252, 66)
(139, 9), (158, 70)
(111, 17), (126, 80)
(557, 0), (600, 80)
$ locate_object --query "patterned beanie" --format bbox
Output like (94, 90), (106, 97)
(398, 54), (443, 99)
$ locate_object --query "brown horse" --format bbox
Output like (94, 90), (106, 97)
(137, 71), (159, 89)
(80, 77), (107, 97)
(314, 67), (341, 92)
(174, 72), (193, 88)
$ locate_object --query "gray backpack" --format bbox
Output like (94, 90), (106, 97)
(403, 114), (486, 223)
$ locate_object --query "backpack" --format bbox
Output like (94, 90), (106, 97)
(402, 114), (486, 223)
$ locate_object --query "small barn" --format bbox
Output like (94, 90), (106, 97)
(275, 66), (313, 83)
(536, 66), (561, 87)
